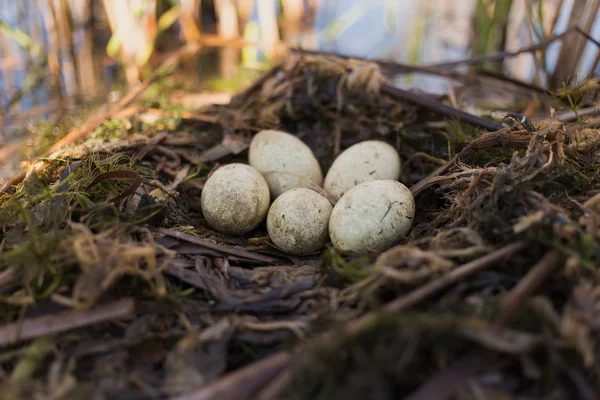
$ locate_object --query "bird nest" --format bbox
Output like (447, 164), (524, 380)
(0, 52), (599, 399)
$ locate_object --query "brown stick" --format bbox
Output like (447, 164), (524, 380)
(0, 267), (18, 289)
(423, 26), (581, 70)
(175, 242), (527, 400)
(0, 298), (135, 348)
(171, 352), (290, 400)
(255, 370), (292, 400)
(381, 84), (504, 132)
(152, 228), (280, 264)
(496, 249), (563, 324)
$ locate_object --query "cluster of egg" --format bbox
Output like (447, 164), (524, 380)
(200, 130), (415, 255)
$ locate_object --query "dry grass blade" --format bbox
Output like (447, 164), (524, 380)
(0, 298), (135, 348)
(152, 228), (280, 263)
(86, 170), (143, 203)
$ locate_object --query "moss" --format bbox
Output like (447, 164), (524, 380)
(88, 119), (129, 141)
(443, 119), (483, 151)
(555, 78), (597, 123)
(320, 246), (374, 284)
(205, 66), (272, 93)
(531, 163), (597, 195)
(472, 171), (528, 243)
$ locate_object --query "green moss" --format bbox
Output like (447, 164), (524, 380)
(320, 246), (374, 284)
(88, 119), (129, 141)
(0, 151), (160, 309)
(532, 162), (597, 195)
(556, 79), (596, 123)
(204, 67), (268, 93)
(443, 119), (483, 150)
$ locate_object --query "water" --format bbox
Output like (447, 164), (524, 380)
(0, 0), (599, 117)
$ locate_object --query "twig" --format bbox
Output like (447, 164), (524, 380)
(381, 84), (504, 132)
(496, 249), (563, 324)
(0, 267), (18, 289)
(174, 242), (527, 400)
(556, 104), (600, 123)
(479, 70), (553, 97)
(0, 298), (135, 348)
(422, 26), (588, 70)
(152, 228), (280, 264)
(143, 108), (261, 132)
(171, 352), (290, 400)
(255, 370), (292, 400)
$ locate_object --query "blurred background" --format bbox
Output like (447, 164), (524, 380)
(0, 0), (599, 172)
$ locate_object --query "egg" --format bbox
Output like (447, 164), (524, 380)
(324, 140), (401, 200)
(249, 130), (323, 198)
(328, 180), (415, 254)
(267, 188), (332, 255)
(201, 163), (270, 235)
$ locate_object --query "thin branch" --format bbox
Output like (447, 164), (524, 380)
(496, 249), (563, 323)
(0, 298), (135, 348)
(0, 267), (18, 289)
(381, 84), (504, 132)
(171, 352), (290, 400)
(152, 228), (280, 264)
(423, 26), (600, 71)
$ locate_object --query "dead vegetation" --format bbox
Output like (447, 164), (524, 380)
(0, 49), (600, 400)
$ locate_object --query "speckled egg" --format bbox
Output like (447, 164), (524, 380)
(328, 180), (415, 254)
(324, 140), (401, 200)
(249, 130), (323, 198)
(267, 188), (333, 255)
(201, 164), (270, 235)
